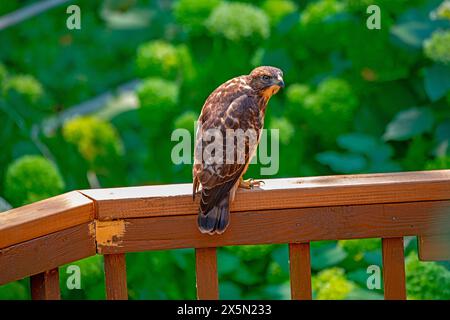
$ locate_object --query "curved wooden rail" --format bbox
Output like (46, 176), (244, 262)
(1, 170), (449, 300)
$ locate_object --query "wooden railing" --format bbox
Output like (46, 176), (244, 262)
(1, 170), (450, 300)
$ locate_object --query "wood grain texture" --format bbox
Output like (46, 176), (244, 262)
(195, 247), (219, 300)
(418, 234), (450, 261)
(104, 254), (128, 300)
(0, 191), (94, 249)
(30, 268), (61, 300)
(97, 200), (450, 253)
(80, 170), (450, 220)
(289, 243), (312, 300)
(0, 223), (96, 285)
(382, 237), (406, 300)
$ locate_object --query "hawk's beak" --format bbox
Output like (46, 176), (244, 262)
(275, 75), (285, 88)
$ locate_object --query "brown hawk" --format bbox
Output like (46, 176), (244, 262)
(193, 66), (284, 234)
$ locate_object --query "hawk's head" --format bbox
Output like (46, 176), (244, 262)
(249, 66), (284, 98)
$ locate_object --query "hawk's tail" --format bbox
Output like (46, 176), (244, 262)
(198, 195), (230, 235)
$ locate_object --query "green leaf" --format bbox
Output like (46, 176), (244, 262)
(424, 64), (450, 101)
(311, 244), (348, 270)
(218, 250), (240, 275)
(337, 133), (378, 155)
(219, 281), (242, 299)
(383, 107), (434, 141)
(316, 151), (367, 173)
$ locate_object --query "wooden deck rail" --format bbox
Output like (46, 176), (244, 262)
(1, 170), (449, 300)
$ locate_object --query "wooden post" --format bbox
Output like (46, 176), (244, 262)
(382, 237), (406, 300)
(30, 268), (61, 300)
(195, 247), (219, 300)
(104, 254), (128, 300)
(289, 243), (312, 300)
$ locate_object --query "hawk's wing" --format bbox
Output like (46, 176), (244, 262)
(193, 83), (261, 215)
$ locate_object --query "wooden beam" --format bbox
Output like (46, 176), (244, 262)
(0, 223), (96, 285)
(80, 170), (450, 220)
(96, 200), (450, 254)
(0, 191), (94, 249)
(382, 237), (406, 300)
(289, 243), (312, 300)
(30, 268), (61, 300)
(418, 234), (450, 261)
(104, 254), (128, 300)
(195, 248), (219, 300)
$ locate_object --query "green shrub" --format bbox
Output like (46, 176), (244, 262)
(339, 238), (380, 261)
(137, 78), (180, 128)
(312, 267), (355, 300)
(174, 0), (221, 34)
(424, 30), (450, 65)
(0, 63), (7, 85)
(269, 117), (295, 145)
(60, 255), (105, 299)
(136, 40), (183, 79)
(425, 156), (450, 169)
(62, 116), (123, 169)
(434, 0), (450, 20)
(226, 245), (276, 261)
(2, 74), (43, 103)
(302, 78), (358, 145)
(286, 83), (311, 105)
(206, 2), (270, 42)
(406, 253), (450, 300)
(300, 0), (345, 26)
(262, 0), (297, 26)
(174, 111), (198, 136)
(4, 155), (65, 207)
(0, 280), (29, 299)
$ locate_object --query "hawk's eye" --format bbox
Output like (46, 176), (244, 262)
(262, 75), (271, 81)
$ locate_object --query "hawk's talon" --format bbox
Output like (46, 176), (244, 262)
(239, 178), (265, 189)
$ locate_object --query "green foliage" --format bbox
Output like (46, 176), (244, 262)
(1, 0), (449, 300)
(62, 116), (124, 170)
(174, 111), (198, 136)
(339, 238), (380, 262)
(426, 155), (450, 169)
(226, 245), (276, 261)
(261, 0), (297, 26)
(423, 64), (450, 101)
(424, 30), (450, 65)
(174, 0), (221, 34)
(0, 280), (29, 300)
(0, 63), (7, 84)
(136, 40), (183, 79)
(4, 155), (65, 206)
(137, 77), (180, 129)
(2, 74), (43, 104)
(60, 255), (105, 299)
(312, 268), (355, 300)
(300, 0), (345, 26)
(269, 117), (294, 145)
(406, 253), (450, 300)
(299, 78), (358, 145)
(383, 107), (434, 141)
(434, 0), (450, 20)
(206, 2), (270, 42)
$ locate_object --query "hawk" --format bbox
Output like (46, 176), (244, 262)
(193, 66), (284, 234)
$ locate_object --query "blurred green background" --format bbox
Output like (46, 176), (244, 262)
(0, 0), (449, 300)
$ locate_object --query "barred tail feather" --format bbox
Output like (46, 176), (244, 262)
(198, 196), (230, 235)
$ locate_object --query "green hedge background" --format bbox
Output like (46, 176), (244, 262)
(0, 0), (449, 299)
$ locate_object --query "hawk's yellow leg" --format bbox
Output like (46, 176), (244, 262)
(238, 177), (265, 189)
